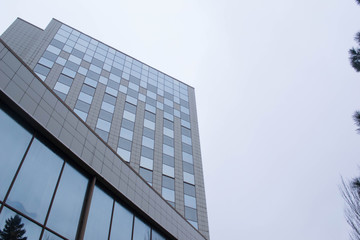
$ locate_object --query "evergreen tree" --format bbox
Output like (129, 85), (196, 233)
(353, 111), (360, 133)
(349, 32), (360, 72)
(0, 215), (27, 240)
(342, 178), (360, 240)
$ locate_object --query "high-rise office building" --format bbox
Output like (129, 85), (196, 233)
(0, 18), (209, 240)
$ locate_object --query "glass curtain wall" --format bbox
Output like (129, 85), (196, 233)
(0, 107), (167, 240)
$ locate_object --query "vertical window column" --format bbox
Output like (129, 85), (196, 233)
(181, 126), (198, 229)
(117, 102), (136, 162)
(74, 83), (95, 121)
(95, 93), (116, 141)
(139, 111), (156, 185)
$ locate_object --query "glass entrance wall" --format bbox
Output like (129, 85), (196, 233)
(0, 107), (168, 240)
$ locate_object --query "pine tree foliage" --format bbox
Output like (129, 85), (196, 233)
(349, 32), (360, 72)
(342, 178), (360, 240)
(0, 215), (27, 240)
(353, 111), (360, 133)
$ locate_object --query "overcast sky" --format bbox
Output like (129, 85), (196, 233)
(2, 0), (360, 239)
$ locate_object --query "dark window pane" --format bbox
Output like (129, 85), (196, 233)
(183, 162), (194, 174)
(163, 135), (174, 147)
(58, 74), (73, 86)
(83, 186), (113, 240)
(46, 164), (88, 239)
(144, 111), (155, 122)
(65, 60), (79, 72)
(86, 70), (100, 81)
(81, 84), (95, 96)
(108, 80), (120, 90)
(95, 128), (109, 142)
(147, 84), (157, 93)
(152, 230), (166, 240)
(164, 92), (173, 101)
(72, 49), (85, 58)
(163, 105), (173, 115)
(0, 207), (42, 240)
(146, 97), (156, 107)
(110, 67), (122, 76)
(181, 112), (190, 121)
(99, 109), (113, 122)
(43, 50), (58, 62)
(162, 176), (175, 190)
(51, 39), (65, 49)
(143, 127), (154, 139)
(34, 64), (50, 76)
(162, 154), (174, 167)
(129, 75), (140, 85)
(6, 138), (63, 223)
(184, 183), (196, 197)
(75, 100), (90, 113)
(118, 138), (132, 151)
(185, 207), (197, 222)
(132, 217), (150, 240)
(54, 90), (66, 101)
(121, 119), (134, 131)
(181, 127), (191, 137)
(124, 102), (136, 114)
(163, 119), (173, 130)
(109, 202), (133, 240)
(139, 168), (152, 183)
(0, 109), (32, 200)
(141, 146), (153, 159)
(92, 58), (104, 68)
(180, 99), (189, 108)
(182, 143), (192, 154)
(103, 93), (116, 105)
(127, 89), (138, 98)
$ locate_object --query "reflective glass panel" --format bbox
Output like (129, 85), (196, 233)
(7, 138), (63, 223)
(0, 207), (41, 240)
(109, 202), (133, 240)
(185, 207), (197, 222)
(42, 230), (64, 240)
(132, 217), (150, 240)
(139, 168), (152, 183)
(83, 186), (113, 240)
(0, 109), (32, 200)
(162, 188), (175, 202)
(184, 195), (197, 208)
(152, 230), (166, 240)
(46, 164), (88, 239)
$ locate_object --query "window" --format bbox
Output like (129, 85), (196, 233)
(7, 138), (63, 223)
(83, 186), (113, 240)
(0, 109), (32, 200)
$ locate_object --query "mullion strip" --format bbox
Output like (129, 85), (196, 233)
(77, 176), (96, 240)
(0, 135), (35, 214)
(107, 200), (115, 240)
(39, 161), (66, 240)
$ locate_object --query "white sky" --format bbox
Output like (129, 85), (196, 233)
(1, 0), (360, 239)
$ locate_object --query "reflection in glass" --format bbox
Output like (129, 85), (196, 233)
(46, 164), (88, 240)
(6, 139), (63, 223)
(152, 229), (166, 240)
(83, 186), (113, 240)
(0, 207), (41, 240)
(132, 217), (150, 240)
(0, 109), (32, 201)
(109, 202), (133, 240)
(42, 230), (64, 240)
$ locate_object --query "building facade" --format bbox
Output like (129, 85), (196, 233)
(0, 18), (209, 240)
